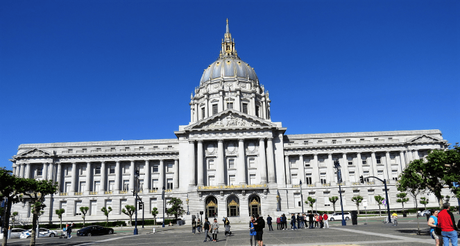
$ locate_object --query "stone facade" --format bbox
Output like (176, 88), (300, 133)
(10, 20), (455, 225)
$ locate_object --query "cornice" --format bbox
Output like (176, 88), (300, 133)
(18, 138), (179, 149)
(285, 129), (442, 140)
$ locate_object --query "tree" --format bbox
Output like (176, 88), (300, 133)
(11, 211), (19, 228)
(151, 207), (159, 225)
(351, 196), (363, 214)
(420, 197), (429, 210)
(329, 196), (339, 213)
(397, 162), (423, 214)
(396, 193), (409, 214)
(122, 205), (136, 225)
(374, 195), (384, 216)
(166, 197), (185, 221)
(55, 209), (65, 229)
(80, 207), (89, 226)
(101, 206), (112, 226)
(306, 197), (316, 213)
(399, 144), (460, 208)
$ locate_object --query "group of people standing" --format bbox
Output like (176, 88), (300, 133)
(427, 203), (459, 246)
(276, 212), (329, 230)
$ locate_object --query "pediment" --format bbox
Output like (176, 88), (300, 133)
(185, 109), (276, 131)
(407, 135), (441, 143)
(18, 149), (53, 157)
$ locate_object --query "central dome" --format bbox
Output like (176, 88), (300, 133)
(200, 57), (258, 84)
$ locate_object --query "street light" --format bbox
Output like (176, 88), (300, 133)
(186, 194), (190, 215)
(133, 170), (139, 235)
(300, 181), (304, 215)
(276, 190), (280, 211)
(334, 160), (346, 226)
(162, 186), (166, 228)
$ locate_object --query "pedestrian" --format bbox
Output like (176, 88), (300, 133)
(253, 214), (265, 246)
(211, 218), (219, 242)
(438, 203), (458, 246)
(197, 218), (202, 234)
(297, 213), (301, 229)
(308, 212), (314, 229)
(427, 210), (441, 246)
(267, 215), (273, 231)
(314, 214), (319, 228)
(203, 218), (212, 242)
(249, 216), (257, 246)
(276, 216), (281, 230)
(280, 214), (285, 230)
(319, 213), (324, 228)
(391, 212), (398, 226)
(291, 213), (297, 230)
(323, 213), (329, 228)
(223, 217), (231, 236)
(67, 222), (73, 239)
(192, 218), (196, 234)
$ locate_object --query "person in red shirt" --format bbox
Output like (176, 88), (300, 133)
(323, 213), (329, 228)
(437, 203), (458, 246)
(318, 214), (324, 228)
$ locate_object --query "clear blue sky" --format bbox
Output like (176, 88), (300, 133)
(1, 0), (459, 170)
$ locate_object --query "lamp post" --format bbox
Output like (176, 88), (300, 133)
(276, 192), (280, 212)
(334, 160), (346, 226)
(133, 170), (139, 235)
(162, 186), (166, 227)
(300, 181), (304, 214)
(186, 194), (190, 215)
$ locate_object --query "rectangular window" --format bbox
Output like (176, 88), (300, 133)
(255, 106), (260, 117)
(150, 198), (157, 212)
(123, 164), (129, 174)
(109, 165), (115, 174)
(227, 102), (233, 109)
(95, 166), (101, 175)
(37, 167), (43, 176)
(229, 175), (236, 185)
(376, 156), (382, 164)
(332, 140), (337, 144)
(167, 179), (173, 190)
(362, 157), (367, 165)
(228, 159), (235, 169)
(348, 156), (353, 165)
(152, 179), (158, 190)
(209, 176), (216, 186)
(249, 158), (256, 168)
(94, 181), (100, 191)
(249, 174), (256, 185)
(105, 199), (112, 209)
(201, 107), (205, 119)
(64, 166), (71, 176)
(208, 159), (215, 169)
(79, 181), (86, 192)
(291, 174), (298, 185)
(153, 165), (159, 173)
(212, 104), (218, 115)
(75, 201), (82, 216)
(305, 176), (312, 185)
(60, 201), (67, 211)
(80, 166), (87, 175)
(120, 199), (127, 214)
(122, 180), (129, 191)
(242, 103), (248, 114)
(167, 163), (173, 173)
(65, 182), (71, 192)
(304, 158), (310, 167)
(90, 200), (97, 215)
(108, 180), (115, 191)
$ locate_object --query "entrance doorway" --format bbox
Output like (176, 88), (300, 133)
(227, 195), (240, 217)
(205, 196), (218, 218)
(248, 195), (261, 216)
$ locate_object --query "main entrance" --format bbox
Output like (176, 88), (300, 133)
(227, 195), (240, 217)
(205, 196), (218, 218)
(248, 195), (261, 216)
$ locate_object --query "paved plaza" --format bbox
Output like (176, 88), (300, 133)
(5, 216), (460, 246)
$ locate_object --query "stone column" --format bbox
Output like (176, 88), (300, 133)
(385, 152), (391, 181)
(299, 155), (305, 184)
(370, 152), (377, 177)
(237, 139), (246, 185)
(356, 153), (363, 178)
(197, 141), (204, 186)
(100, 161), (106, 193)
(407, 149), (413, 163)
(285, 156), (291, 184)
(259, 138), (267, 184)
(144, 160), (150, 191)
(341, 153), (349, 183)
(413, 150), (419, 160)
(70, 162), (77, 193)
(399, 151), (406, 171)
(266, 138), (276, 183)
(217, 140), (225, 185)
(25, 163), (31, 179)
(86, 162), (91, 193)
(48, 163), (54, 181)
(15, 164), (20, 177)
(174, 159), (179, 189)
(114, 161), (120, 193)
(327, 154), (334, 184)
(312, 154), (319, 184)
(56, 163), (62, 192)
(189, 141), (196, 185)
(129, 161), (135, 192)
(43, 163), (48, 180)
(159, 160), (164, 189)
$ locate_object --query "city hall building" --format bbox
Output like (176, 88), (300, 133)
(11, 21), (452, 224)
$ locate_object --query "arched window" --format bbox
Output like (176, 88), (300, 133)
(248, 195), (261, 216)
(205, 196), (218, 219)
(227, 195), (240, 217)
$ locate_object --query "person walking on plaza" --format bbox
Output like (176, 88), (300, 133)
(276, 216), (281, 230)
(249, 216), (257, 246)
(281, 214), (287, 230)
(267, 215), (273, 231)
(438, 203), (458, 246)
(314, 214), (319, 228)
(211, 218), (219, 242)
(203, 218), (213, 242)
(323, 213), (329, 228)
(308, 212), (314, 229)
(297, 213), (302, 229)
(197, 218), (202, 234)
(253, 214), (265, 246)
(427, 210), (441, 246)
(319, 213), (324, 228)
(192, 218), (197, 234)
(392, 212), (398, 226)
(291, 213), (297, 230)
(66, 222), (74, 239)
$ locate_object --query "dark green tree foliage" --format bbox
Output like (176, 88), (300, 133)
(396, 193), (409, 214)
(329, 196), (339, 213)
(55, 208), (65, 229)
(351, 196), (364, 214)
(374, 195), (385, 216)
(420, 197), (429, 210)
(166, 197), (185, 220)
(398, 144), (460, 207)
(122, 205), (136, 225)
(151, 207), (159, 224)
(306, 197), (316, 213)
(80, 207), (89, 226)
(101, 206), (112, 226)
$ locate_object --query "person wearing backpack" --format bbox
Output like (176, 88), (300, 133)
(203, 218), (212, 242)
(253, 214), (265, 246)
